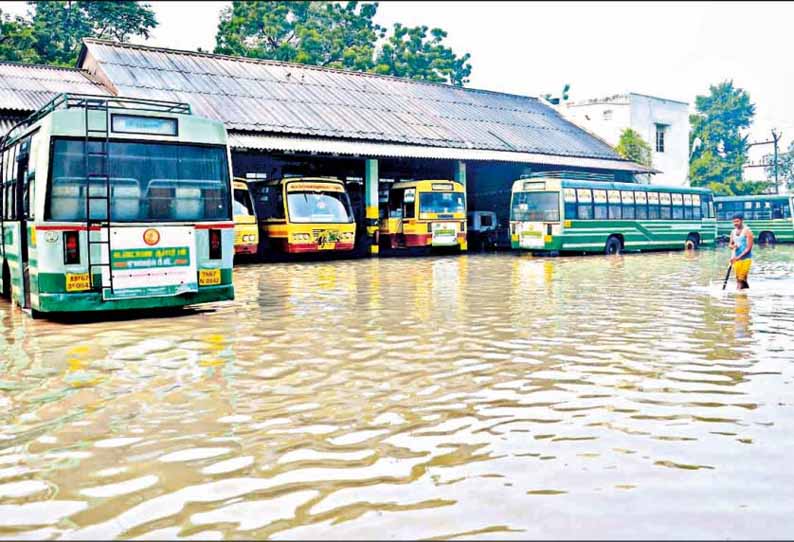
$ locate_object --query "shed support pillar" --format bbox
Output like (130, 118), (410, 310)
(365, 158), (379, 256)
(454, 160), (467, 188)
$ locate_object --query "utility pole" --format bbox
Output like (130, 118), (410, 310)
(772, 129), (781, 194)
(745, 128), (783, 193)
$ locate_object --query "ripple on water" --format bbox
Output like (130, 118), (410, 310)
(0, 249), (793, 539)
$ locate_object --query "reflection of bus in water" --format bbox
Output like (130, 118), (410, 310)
(510, 176), (716, 255)
(248, 177), (356, 254)
(715, 195), (794, 246)
(379, 180), (467, 252)
(232, 179), (258, 256)
(0, 93), (235, 315)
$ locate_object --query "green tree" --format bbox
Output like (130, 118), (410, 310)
(214, 1), (472, 86)
(28, 1), (157, 66)
(373, 23), (471, 85)
(615, 128), (652, 168)
(0, 9), (39, 63)
(763, 141), (794, 192)
(215, 1), (383, 71)
(688, 80), (768, 195)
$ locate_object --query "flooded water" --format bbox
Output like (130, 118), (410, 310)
(1, 246), (794, 540)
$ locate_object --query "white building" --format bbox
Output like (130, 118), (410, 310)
(564, 93), (690, 186)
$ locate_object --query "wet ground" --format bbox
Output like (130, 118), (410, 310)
(1, 246), (793, 540)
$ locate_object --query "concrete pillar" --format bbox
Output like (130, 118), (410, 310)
(454, 160), (467, 188)
(364, 158), (379, 255)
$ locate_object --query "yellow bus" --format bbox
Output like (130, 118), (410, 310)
(232, 179), (258, 256)
(379, 180), (467, 252)
(248, 177), (356, 254)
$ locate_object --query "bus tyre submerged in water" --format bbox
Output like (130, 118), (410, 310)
(685, 233), (700, 250)
(1, 263), (9, 301)
(759, 231), (776, 246)
(605, 236), (622, 255)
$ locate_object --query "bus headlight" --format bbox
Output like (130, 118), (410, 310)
(292, 233), (311, 242)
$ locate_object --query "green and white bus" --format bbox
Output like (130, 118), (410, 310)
(0, 94), (235, 315)
(715, 194), (794, 245)
(510, 176), (716, 255)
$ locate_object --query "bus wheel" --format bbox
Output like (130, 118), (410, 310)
(1, 263), (9, 301)
(759, 232), (776, 247)
(685, 234), (700, 250)
(605, 236), (622, 255)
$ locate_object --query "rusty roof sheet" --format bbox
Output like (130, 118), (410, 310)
(0, 62), (110, 112)
(80, 39), (629, 162)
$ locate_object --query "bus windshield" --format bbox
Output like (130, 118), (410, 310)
(420, 192), (465, 214)
(48, 139), (230, 222)
(287, 191), (353, 223)
(233, 188), (254, 216)
(512, 191), (560, 222)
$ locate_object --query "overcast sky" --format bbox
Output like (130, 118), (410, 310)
(2, 1), (792, 175)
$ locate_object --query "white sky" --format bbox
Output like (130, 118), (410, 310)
(1, 0), (792, 177)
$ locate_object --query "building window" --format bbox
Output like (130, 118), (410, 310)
(603, 109), (612, 121)
(655, 124), (666, 153)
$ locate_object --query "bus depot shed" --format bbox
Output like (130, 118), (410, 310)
(0, 39), (652, 254)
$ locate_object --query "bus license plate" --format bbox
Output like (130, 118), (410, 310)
(66, 273), (91, 292)
(318, 242), (336, 250)
(199, 269), (221, 286)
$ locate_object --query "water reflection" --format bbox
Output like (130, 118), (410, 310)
(0, 248), (793, 539)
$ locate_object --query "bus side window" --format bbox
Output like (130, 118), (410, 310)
(607, 190), (621, 219)
(621, 191), (635, 219)
(771, 201), (783, 219)
(593, 189), (607, 219)
(671, 194), (683, 219)
(648, 192), (660, 219)
(563, 188), (577, 219)
(634, 191), (647, 219)
(576, 189), (593, 220)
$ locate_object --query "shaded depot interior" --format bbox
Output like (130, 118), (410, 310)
(232, 147), (636, 249)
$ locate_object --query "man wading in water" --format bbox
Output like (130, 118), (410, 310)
(729, 213), (754, 290)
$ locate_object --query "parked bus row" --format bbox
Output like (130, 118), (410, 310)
(2, 93), (793, 317)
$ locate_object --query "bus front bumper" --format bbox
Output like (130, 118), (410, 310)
(34, 284), (234, 313)
(235, 243), (258, 255)
(286, 242), (355, 253)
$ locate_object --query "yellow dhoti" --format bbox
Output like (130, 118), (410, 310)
(734, 259), (752, 281)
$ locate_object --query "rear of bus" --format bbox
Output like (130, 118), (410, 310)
(510, 178), (563, 251)
(232, 179), (258, 255)
(381, 180), (467, 251)
(254, 178), (356, 254)
(33, 103), (235, 313)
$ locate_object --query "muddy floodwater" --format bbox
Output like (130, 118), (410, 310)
(1, 247), (793, 540)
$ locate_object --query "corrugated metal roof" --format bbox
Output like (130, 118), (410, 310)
(80, 39), (634, 164)
(0, 62), (110, 112)
(227, 133), (654, 173)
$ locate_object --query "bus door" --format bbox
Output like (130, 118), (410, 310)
(15, 138), (31, 309)
(387, 187), (409, 238)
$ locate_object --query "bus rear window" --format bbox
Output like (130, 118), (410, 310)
(512, 191), (560, 222)
(47, 139), (230, 222)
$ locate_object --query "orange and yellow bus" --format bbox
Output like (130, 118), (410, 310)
(232, 179), (258, 256)
(248, 177), (356, 254)
(379, 180), (467, 252)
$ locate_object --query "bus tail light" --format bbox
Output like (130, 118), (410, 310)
(63, 231), (80, 265)
(209, 229), (222, 260)
(546, 224), (553, 235)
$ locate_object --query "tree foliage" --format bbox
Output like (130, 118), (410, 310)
(0, 9), (39, 63)
(373, 23), (471, 85)
(615, 128), (652, 168)
(10, 1), (158, 66)
(215, 1), (471, 86)
(688, 81), (769, 195)
(215, 1), (383, 71)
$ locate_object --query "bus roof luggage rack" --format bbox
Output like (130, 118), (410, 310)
(520, 171), (618, 183)
(1, 93), (192, 146)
